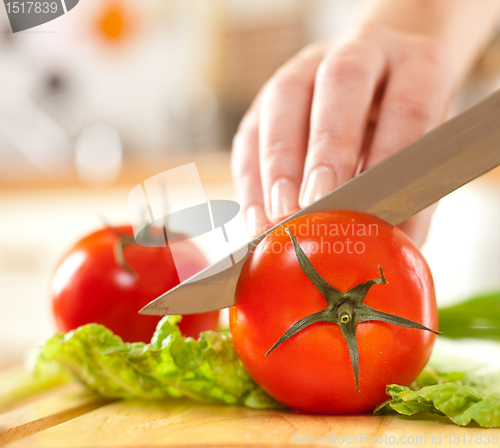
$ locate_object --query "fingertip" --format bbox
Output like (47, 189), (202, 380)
(299, 165), (337, 208)
(270, 177), (300, 222)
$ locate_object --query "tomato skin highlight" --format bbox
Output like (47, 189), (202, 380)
(51, 226), (219, 342)
(230, 210), (437, 414)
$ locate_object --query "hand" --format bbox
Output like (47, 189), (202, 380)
(232, 23), (453, 247)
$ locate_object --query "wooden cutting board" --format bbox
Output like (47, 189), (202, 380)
(1, 367), (499, 447)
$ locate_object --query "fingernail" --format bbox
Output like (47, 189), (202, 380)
(271, 178), (299, 220)
(246, 205), (267, 237)
(300, 165), (336, 207)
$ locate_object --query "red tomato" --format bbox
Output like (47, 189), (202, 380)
(230, 210), (437, 414)
(51, 225), (219, 342)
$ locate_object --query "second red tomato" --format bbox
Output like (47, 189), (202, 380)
(51, 225), (219, 342)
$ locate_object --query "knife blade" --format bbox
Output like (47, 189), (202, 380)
(141, 88), (500, 316)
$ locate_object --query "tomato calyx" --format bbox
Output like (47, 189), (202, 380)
(265, 228), (441, 393)
(113, 233), (140, 279)
(106, 225), (166, 280)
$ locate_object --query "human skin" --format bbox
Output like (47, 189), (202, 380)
(232, 0), (500, 247)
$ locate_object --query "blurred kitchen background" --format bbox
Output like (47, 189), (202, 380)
(0, 0), (355, 182)
(1, 0), (500, 368)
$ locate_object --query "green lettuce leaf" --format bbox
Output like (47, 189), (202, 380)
(438, 292), (500, 341)
(34, 315), (282, 409)
(374, 354), (500, 427)
(375, 384), (500, 427)
(33, 316), (500, 426)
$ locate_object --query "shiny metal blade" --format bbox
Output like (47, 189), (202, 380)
(141, 88), (500, 316)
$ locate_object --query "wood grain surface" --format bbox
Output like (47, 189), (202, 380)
(0, 383), (111, 446)
(3, 393), (499, 447)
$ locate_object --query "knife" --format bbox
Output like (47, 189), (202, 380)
(140, 88), (500, 316)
